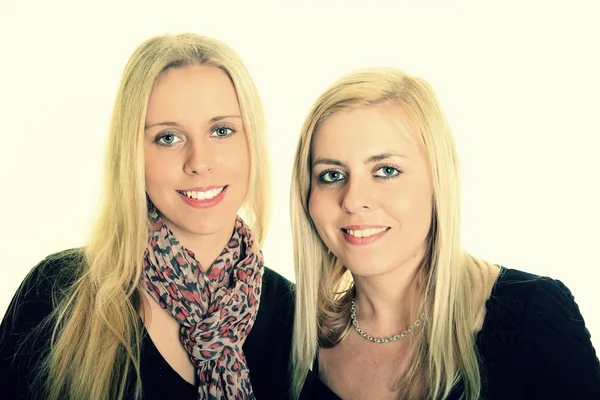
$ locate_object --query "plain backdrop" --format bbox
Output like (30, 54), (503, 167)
(0, 0), (598, 351)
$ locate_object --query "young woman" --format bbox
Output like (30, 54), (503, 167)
(0, 33), (295, 400)
(288, 67), (600, 399)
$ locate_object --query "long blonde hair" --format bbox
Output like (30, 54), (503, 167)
(33, 33), (271, 400)
(290, 67), (493, 399)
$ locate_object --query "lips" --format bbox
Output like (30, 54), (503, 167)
(177, 186), (226, 200)
(341, 226), (390, 239)
(176, 185), (228, 209)
(340, 225), (391, 245)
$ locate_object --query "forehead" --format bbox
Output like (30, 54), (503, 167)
(146, 65), (241, 121)
(311, 103), (422, 160)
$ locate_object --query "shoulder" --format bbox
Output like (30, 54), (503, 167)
(487, 266), (594, 337)
(489, 267), (591, 327)
(258, 267), (295, 321)
(244, 268), (296, 398)
(30, 248), (83, 285)
(482, 267), (600, 396)
(0, 248), (85, 392)
(261, 267), (295, 300)
(248, 266), (295, 342)
(1, 248), (84, 336)
(18, 248), (82, 297)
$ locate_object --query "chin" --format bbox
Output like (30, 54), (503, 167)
(155, 207), (230, 237)
(338, 256), (389, 278)
(346, 266), (395, 278)
(178, 214), (233, 235)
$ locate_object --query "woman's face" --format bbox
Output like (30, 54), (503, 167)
(308, 102), (434, 279)
(144, 65), (250, 247)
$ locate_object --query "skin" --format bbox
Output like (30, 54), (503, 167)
(308, 102), (498, 399)
(140, 64), (250, 385)
(143, 64), (250, 268)
(309, 102), (433, 330)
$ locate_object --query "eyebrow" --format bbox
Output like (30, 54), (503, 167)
(366, 152), (405, 163)
(144, 115), (242, 130)
(312, 152), (407, 168)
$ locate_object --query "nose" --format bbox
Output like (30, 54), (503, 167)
(183, 139), (216, 175)
(341, 176), (373, 214)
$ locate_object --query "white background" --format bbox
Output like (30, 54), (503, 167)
(0, 1), (598, 351)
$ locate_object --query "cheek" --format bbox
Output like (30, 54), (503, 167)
(387, 187), (432, 230)
(237, 150), (251, 178)
(220, 139), (250, 180)
(144, 151), (161, 187)
(145, 153), (174, 186)
(308, 188), (338, 234)
(308, 198), (332, 249)
(308, 188), (325, 223)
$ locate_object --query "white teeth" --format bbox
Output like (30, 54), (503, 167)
(346, 227), (388, 238)
(182, 187), (224, 200)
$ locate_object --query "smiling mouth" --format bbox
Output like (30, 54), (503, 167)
(341, 227), (390, 238)
(176, 186), (226, 200)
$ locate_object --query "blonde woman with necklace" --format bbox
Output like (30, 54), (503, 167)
(288, 67), (600, 399)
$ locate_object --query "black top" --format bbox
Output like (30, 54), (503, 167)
(0, 250), (295, 400)
(300, 267), (600, 400)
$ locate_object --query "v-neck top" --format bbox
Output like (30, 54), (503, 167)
(0, 250), (295, 399)
(299, 267), (600, 399)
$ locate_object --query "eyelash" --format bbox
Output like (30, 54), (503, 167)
(211, 124), (236, 139)
(317, 164), (403, 184)
(154, 131), (181, 146)
(154, 124), (237, 147)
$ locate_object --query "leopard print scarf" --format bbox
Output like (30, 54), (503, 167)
(143, 207), (264, 399)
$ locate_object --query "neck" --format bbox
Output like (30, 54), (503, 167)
(165, 219), (237, 269)
(352, 251), (425, 336)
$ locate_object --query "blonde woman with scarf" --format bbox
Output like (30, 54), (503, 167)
(0, 33), (294, 400)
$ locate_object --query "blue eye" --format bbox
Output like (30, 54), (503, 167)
(319, 170), (346, 183)
(374, 166), (401, 178)
(156, 132), (182, 146)
(212, 126), (235, 137)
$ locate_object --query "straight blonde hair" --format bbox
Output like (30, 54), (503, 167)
(30, 33), (271, 400)
(289, 67), (493, 400)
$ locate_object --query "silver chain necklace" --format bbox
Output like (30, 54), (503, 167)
(350, 298), (426, 344)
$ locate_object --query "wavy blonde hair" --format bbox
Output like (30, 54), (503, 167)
(290, 67), (493, 400)
(32, 33), (271, 400)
